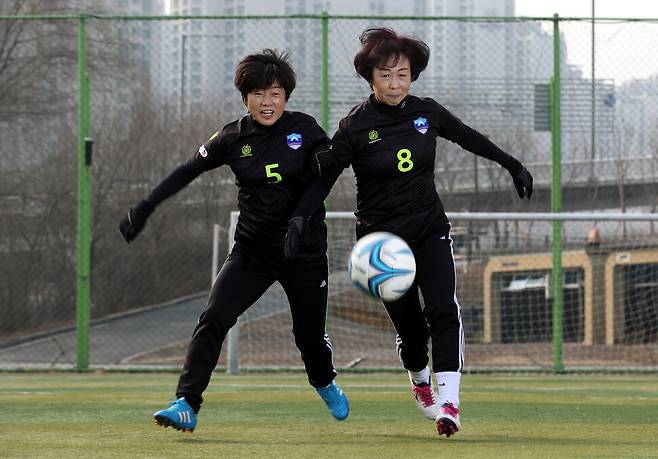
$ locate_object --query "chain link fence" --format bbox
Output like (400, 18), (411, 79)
(2, 10), (658, 370)
(217, 212), (658, 372)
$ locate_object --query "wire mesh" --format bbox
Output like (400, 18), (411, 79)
(1, 11), (658, 371)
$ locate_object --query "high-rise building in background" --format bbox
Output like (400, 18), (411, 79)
(158, 0), (572, 133)
(106, 0), (630, 166)
(163, 0), (414, 121)
(115, 0), (167, 108)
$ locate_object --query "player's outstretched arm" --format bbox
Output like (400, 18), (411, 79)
(118, 157), (208, 243)
(433, 102), (533, 200)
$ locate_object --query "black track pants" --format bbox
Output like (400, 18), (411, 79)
(383, 232), (464, 373)
(175, 243), (336, 411)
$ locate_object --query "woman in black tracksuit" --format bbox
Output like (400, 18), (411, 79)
(285, 28), (533, 437)
(119, 49), (348, 432)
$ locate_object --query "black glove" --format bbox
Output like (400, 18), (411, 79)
(119, 201), (154, 243)
(511, 166), (533, 199)
(284, 216), (306, 258)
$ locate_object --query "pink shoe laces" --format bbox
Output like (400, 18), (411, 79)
(441, 402), (459, 417)
(413, 384), (436, 408)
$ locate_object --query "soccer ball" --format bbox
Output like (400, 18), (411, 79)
(348, 232), (416, 302)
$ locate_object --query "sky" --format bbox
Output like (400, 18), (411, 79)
(165, 0), (658, 18)
(516, 0), (658, 18)
(516, 0), (658, 84)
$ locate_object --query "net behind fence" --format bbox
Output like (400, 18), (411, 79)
(206, 212), (658, 372)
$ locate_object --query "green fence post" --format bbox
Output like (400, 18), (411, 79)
(76, 14), (92, 371)
(551, 14), (564, 372)
(320, 11), (331, 329)
(320, 11), (329, 132)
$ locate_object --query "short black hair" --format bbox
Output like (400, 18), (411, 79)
(354, 27), (430, 83)
(234, 49), (296, 101)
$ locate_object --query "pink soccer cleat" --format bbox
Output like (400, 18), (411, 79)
(412, 381), (440, 420)
(436, 401), (460, 437)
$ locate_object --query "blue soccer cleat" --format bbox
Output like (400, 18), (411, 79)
(153, 397), (197, 432)
(316, 380), (349, 421)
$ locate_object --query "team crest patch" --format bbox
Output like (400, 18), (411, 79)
(286, 133), (302, 150)
(414, 117), (428, 134)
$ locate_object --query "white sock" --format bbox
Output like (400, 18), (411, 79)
(436, 371), (461, 406)
(408, 366), (431, 386)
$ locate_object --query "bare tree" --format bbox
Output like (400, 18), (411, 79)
(0, 0), (77, 337)
(0, 0), (78, 125)
(0, 2), (223, 336)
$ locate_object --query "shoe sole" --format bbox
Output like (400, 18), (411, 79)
(331, 410), (349, 421)
(154, 415), (195, 433)
(329, 400), (349, 421)
(436, 417), (459, 437)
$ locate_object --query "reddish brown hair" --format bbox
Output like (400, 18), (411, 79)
(354, 27), (430, 83)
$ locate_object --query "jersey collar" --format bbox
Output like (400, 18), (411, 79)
(369, 93), (411, 115)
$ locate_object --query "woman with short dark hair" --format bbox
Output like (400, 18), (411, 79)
(286, 28), (533, 437)
(120, 49), (348, 432)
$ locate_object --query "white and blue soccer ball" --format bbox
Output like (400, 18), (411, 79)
(348, 232), (416, 302)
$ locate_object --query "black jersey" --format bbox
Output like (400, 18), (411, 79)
(197, 111), (329, 254)
(144, 111), (330, 256)
(319, 94), (522, 244)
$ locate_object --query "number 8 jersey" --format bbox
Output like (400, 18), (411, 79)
(322, 94), (522, 243)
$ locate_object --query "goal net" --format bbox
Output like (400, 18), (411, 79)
(223, 211), (658, 372)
